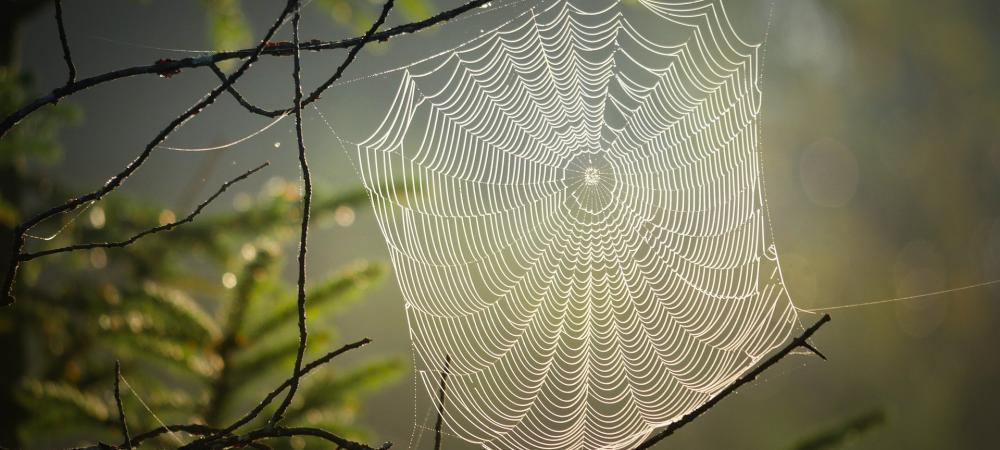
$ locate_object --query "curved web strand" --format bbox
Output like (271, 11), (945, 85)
(355, 1), (798, 448)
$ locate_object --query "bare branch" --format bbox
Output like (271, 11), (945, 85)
(208, 63), (278, 118)
(633, 314), (832, 450)
(270, 0), (396, 426)
(299, 0), (397, 108)
(54, 0), (76, 85)
(434, 355), (452, 450)
(183, 338), (373, 447)
(212, 0), (397, 118)
(194, 426), (385, 450)
(126, 424), (269, 450)
(3, 1), (297, 305)
(799, 340), (828, 361)
(3, 1), (482, 449)
(227, 338), (372, 433)
(0, 0), (493, 137)
(129, 424), (219, 447)
(18, 162), (269, 262)
(114, 361), (131, 450)
(268, 0), (310, 427)
(57, 340), (374, 450)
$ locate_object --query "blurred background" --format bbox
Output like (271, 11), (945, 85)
(1, 0), (998, 449)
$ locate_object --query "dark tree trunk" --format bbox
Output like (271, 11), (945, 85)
(0, 1), (50, 446)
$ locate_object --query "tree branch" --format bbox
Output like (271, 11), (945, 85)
(54, 0), (76, 85)
(3, 0), (490, 449)
(129, 424), (219, 448)
(633, 314), (832, 450)
(269, 0), (311, 426)
(181, 338), (376, 450)
(18, 162), (268, 262)
(264, 0), (398, 117)
(114, 361), (131, 450)
(434, 355), (451, 450)
(0, 0), (492, 137)
(194, 338), (373, 445)
(194, 426), (386, 450)
(269, 0), (396, 426)
(127, 425), (275, 450)
(208, 63), (278, 118)
(211, 0), (398, 118)
(3, 1), (297, 305)
(60, 339), (375, 450)
(295, 0), (396, 113)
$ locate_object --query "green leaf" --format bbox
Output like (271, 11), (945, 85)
(160, 181), (410, 259)
(312, 0), (363, 31)
(16, 379), (118, 446)
(101, 330), (219, 380)
(18, 379), (110, 424)
(0, 69), (80, 163)
(132, 281), (223, 343)
(247, 260), (387, 340)
(397, 0), (434, 21)
(312, 185), (372, 213)
(312, 0), (434, 32)
(217, 249), (281, 351)
(201, 0), (252, 60)
(228, 330), (331, 389)
(290, 358), (402, 419)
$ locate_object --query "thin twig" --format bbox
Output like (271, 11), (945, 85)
(126, 424), (269, 450)
(54, 0), (76, 85)
(195, 338), (372, 444)
(129, 423), (219, 446)
(295, 0), (396, 113)
(269, 0), (310, 426)
(433, 355), (452, 450)
(270, 0), (396, 426)
(193, 426), (384, 450)
(4, 0), (476, 449)
(208, 64), (278, 118)
(18, 162), (269, 261)
(214, 0), (398, 118)
(633, 314), (832, 450)
(0, 0), (493, 138)
(3, 1), (297, 305)
(114, 361), (131, 450)
(64, 340), (373, 450)
(54, 424), (258, 450)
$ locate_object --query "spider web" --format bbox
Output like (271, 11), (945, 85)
(353, 0), (799, 448)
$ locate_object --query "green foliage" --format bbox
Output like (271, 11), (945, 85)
(198, 0), (437, 58)
(132, 281), (223, 343)
(285, 358), (402, 441)
(314, 0), (434, 32)
(2, 0), (438, 447)
(0, 69), (79, 169)
(20, 380), (111, 425)
(248, 260), (388, 340)
(7, 167), (402, 448)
